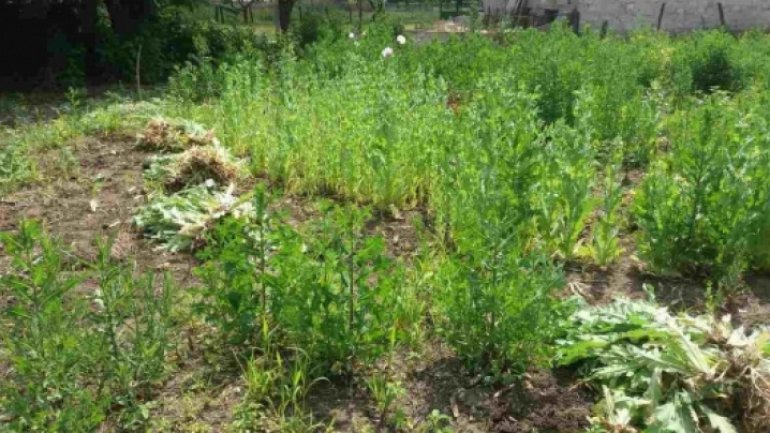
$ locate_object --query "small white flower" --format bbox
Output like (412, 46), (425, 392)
(381, 46), (394, 58)
(349, 32), (356, 39)
(396, 34), (406, 45)
(204, 178), (216, 188)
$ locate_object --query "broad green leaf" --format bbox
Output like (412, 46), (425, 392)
(652, 399), (698, 433)
(700, 405), (737, 433)
(645, 368), (663, 416)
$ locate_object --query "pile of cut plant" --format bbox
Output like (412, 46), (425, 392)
(133, 118), (251, 252)
(559, 295), (770, 433)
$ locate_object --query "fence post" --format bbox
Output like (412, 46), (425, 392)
(657, 2), (666, 31)
(717, 2), (726, 28)
(358, 0), (363, 31)
(569, 8), (580, 34)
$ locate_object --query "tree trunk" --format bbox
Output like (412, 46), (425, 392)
(79, 0), (99, 76)
(277, 0), (295, 32)
(104, 0), (157, 37)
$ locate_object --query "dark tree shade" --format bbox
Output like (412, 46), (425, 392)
(0, 0), (165, 89)
(278, 0), (296, 32)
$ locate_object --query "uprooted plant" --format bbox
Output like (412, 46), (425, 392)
(137, 117), (219, 152)
(143, 143), (244, 192)
(559, 295), (770, 433)
(133, 182), (253, 252)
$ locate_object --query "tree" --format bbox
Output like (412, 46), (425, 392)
(103, 0), (158, 36)
(277, 0), (296, 32)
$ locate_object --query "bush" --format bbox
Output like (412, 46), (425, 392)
(292, 10), (345, 48)
(275, 203), (406, 373)
(633, 95), (770, 284)
(98, 6), (270, 85)
(196, 190), (411, 374)
(430, 84), (570, 371)
(435, 249), (566, 372)
(669, 31), (744, 95)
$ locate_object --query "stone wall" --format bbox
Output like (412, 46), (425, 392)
(481, 0), (770, 33)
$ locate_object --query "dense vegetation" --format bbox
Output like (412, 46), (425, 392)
(4, 16), (770, 433)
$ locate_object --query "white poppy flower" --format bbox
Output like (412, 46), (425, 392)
(381, 46), (394, 58)
(396, 34), (406, 45)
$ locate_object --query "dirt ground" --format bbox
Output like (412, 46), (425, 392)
(2, 135), (770, 432)
(0, 135), (195, 280)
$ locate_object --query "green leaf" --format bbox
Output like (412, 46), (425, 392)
(645, 368), (663, 416)
(557, 339), (610, 365)
(700, 405), (737, 433)
(652, 394), (698, 433)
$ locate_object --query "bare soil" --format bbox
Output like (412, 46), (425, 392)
(0, 135), (195, 279)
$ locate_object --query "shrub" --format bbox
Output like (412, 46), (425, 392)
(87, 239), (176, 429)
(98, 7), (270, 85)
(292, 10), (345, 48)
(196, 190), (410, 374)
(275, 203), (406, 373)
(668, 31), (744, 95)
(435, 249), (566, 372)
(194, 187), (278, 347)
(431, 84), (570, 370)
(633, 94), (770, 284)
(0, 220), (106, 432)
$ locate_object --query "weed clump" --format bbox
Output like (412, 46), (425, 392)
(137, 118), (219, 152)
(0, 221), (176, 431)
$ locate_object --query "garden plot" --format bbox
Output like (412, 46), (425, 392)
(5, 23), (770, 433)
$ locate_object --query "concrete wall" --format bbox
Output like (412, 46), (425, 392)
(579, 0), (770, 33)
(481, 0), (770, 33)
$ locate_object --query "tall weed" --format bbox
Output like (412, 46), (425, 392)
(634, 94), (770, 284)
(0, 221), (177, 431)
